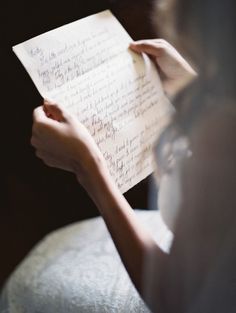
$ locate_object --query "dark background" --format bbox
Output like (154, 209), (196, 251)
(0, 0), (158, 287)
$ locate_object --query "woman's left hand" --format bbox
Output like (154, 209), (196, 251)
(130, 39), (197, 97)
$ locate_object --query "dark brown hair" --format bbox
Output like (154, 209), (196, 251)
(155, 0), (236, 134)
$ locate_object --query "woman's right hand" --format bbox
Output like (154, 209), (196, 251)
(31, 100), (107, 189)
(130, 39), (197, 97)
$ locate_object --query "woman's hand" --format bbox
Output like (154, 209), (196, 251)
(130, 39), (197, 97)
(31, 100), (106, 187)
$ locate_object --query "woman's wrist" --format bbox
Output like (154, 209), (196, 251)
(72, 148), (117, 208)
(81, 157), (128, 218)
(88, 163), (120, 212)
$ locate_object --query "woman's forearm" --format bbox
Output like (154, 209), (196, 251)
(81, 158), (167, 300)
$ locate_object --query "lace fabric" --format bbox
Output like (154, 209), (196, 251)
(0, 210), (173, 313)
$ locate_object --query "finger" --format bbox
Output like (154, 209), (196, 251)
(129, 40), (165, 57)
(33, 105), (48, 123)
(30, 135), (40, 148)
(43, 100), (71, 122)
(32, 106), (54, 137)
(35, 149), (71, 172)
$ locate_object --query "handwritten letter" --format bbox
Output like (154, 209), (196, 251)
(13, 10), (173, 193)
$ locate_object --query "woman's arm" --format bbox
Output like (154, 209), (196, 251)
(31, 102), (167, 310)
(83, 154), (167, 294)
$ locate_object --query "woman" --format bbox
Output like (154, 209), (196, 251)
(1, 0), (236, 312)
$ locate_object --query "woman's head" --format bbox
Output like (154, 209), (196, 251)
(153, 0), (236, 231)
(152, 0), (236, 142)
(155, 0), (236, 97)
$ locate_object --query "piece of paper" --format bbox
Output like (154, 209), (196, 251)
(13, 10), (173, 193)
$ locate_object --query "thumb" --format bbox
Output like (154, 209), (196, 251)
(43, 100), (69, 122)
(129, 40), (162, 57)
(33, 105), (49, 124)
